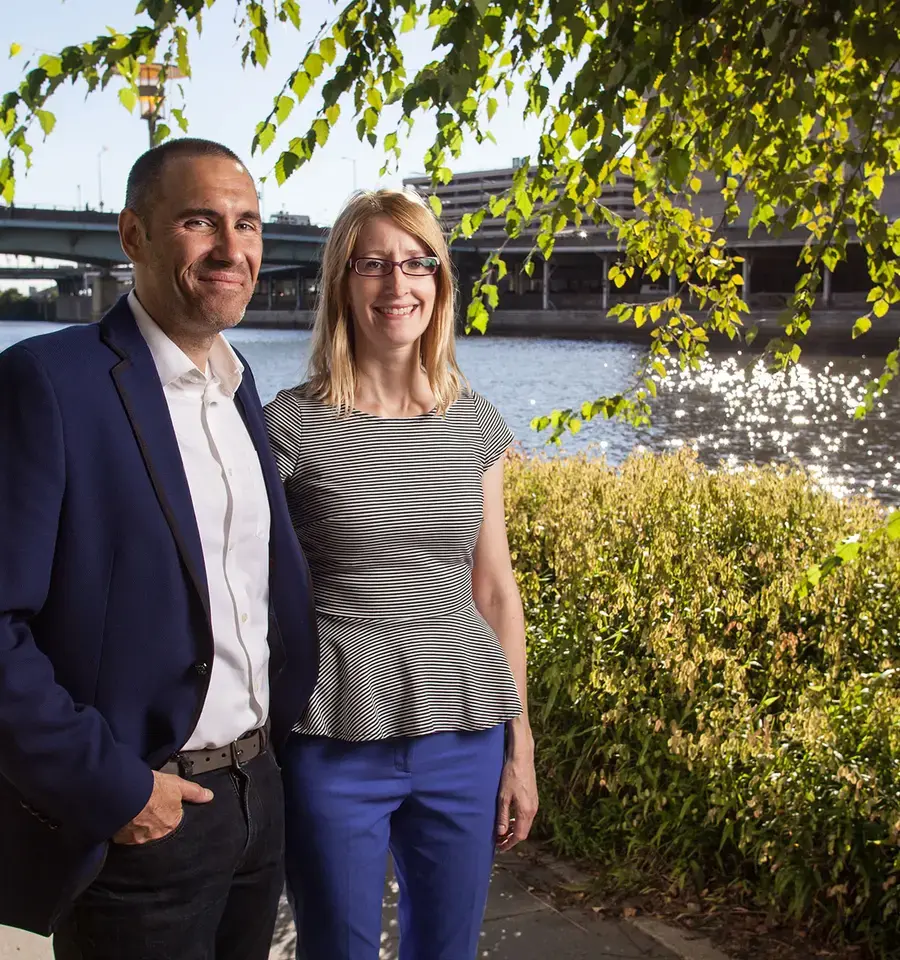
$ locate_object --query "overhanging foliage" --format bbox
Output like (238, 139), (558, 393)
(3, 0), (900, 438)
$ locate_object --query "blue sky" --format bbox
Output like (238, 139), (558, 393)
(2, 0), (542, 225)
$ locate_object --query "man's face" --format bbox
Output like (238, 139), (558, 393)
(121, 154), (263, 334)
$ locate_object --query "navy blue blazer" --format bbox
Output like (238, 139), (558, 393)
(0, 296), (318, 935)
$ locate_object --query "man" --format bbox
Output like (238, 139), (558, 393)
(0, 138), (318, 959)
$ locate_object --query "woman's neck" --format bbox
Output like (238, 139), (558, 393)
(353, 345), (434, 418)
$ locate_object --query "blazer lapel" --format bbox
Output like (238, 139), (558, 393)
(100, 297), (211, 623)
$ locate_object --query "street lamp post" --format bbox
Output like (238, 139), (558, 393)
(137, 63), (185, 148)
(341, 156), (358, 192)
(97, 146), (108, 210)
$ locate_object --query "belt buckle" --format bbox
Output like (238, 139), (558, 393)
(229, 737), (247, 769)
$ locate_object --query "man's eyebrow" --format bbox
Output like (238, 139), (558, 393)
(174, 207), (262, 223)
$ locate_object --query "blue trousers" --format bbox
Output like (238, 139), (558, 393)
(282, 725), (506, 960)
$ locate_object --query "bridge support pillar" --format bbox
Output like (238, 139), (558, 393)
(668, 271), (677, 296)
(541, 258), (552, 311)
(741, 253), (752, 298)
(601, 256), (609, 311)
(823, 266), (833, 308)
(91, 272), (119, 322)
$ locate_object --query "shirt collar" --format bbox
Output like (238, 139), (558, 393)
(128, 289), (244, 396)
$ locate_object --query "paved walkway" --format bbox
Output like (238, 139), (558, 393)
(1, 855), (677, 960)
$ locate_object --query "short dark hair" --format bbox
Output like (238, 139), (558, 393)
(124, 138), (249, 218)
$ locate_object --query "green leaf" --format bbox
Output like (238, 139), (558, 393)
(152, 122), (171, 145)
(9, 43), (22, 58)
(852, 316), (871, 339)
(35, 110), (55, 136)
(515, 190), (533, 218)
(873, 299), (890, 318)
(254, 120), (276, 153)
(428, 194), (442, 218)
(313, 118), (330, 146)
(571, 126), (587, 151)
(319, 38), (336, 65)
(118, 87), (138, 113)
(887, 511), (900, 540)
(38, 54), (62, 77)
(175, 26), (191, 77)
(553, 113), (571, 140)
(304, 53), (324, 79)
(467, 297), (489, 333)
(291, 72), (311, 102)
(275, 149), (302, 185)
(276, 95), (294, 125)
(667, 147), (690, 187)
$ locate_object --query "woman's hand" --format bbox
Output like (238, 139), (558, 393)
(495, 739), (539, 851)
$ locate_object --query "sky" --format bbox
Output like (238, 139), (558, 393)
(1, 0), (543, 225)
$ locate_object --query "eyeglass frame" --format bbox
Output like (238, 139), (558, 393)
(347, 256), (441, 278)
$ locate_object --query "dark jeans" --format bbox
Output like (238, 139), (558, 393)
(53, 748), (284, 960)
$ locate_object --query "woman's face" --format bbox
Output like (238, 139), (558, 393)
(346, 215), (438, 357)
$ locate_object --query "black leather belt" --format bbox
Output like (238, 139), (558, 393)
(160, 723), (269, 777)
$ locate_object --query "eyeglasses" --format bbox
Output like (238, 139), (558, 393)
(348, 256), (440, 278)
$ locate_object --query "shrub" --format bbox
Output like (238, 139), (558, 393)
(505, 450), (900, 953)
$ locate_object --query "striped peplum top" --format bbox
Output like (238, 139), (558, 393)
(263, 387), (523, 741)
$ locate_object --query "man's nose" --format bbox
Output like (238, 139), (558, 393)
(210, 224), (245, 264)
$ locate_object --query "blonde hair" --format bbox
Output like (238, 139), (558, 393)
(306, 188), (463, 414)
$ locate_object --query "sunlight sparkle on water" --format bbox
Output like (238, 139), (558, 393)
(654, 354), (900, 503)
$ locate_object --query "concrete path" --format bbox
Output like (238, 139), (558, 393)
(1, 856), (677, 960)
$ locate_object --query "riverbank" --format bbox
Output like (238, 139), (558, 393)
(232, 307), (893, 353)
(29, 297), (895, 353)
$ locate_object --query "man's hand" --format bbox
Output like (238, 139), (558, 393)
(112, 770), (214, 845)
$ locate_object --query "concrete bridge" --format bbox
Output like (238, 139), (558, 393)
(0, 201), (882, 324)
(0, 206), (329, 319)
(0, 206), (328, 266)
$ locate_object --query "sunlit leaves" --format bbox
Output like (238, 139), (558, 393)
(253, 119), (276, 153)
(275, 94), (294, 124)
(34, 109), (55, 136)
(118, 87), (138, 112)
(291, 71), (311, 102)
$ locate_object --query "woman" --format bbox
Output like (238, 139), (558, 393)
(264, 188), (538, 960)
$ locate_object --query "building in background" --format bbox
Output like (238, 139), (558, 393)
(403, 158), (635, 236)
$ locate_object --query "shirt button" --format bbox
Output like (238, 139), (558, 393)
(194, 661), (210, 676)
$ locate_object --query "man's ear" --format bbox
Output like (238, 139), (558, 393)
(118, 208), (148, 265)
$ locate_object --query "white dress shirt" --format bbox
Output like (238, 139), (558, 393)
(129, 290), (271, 750)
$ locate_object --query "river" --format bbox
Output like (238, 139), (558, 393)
(2, 320), (898, 505)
